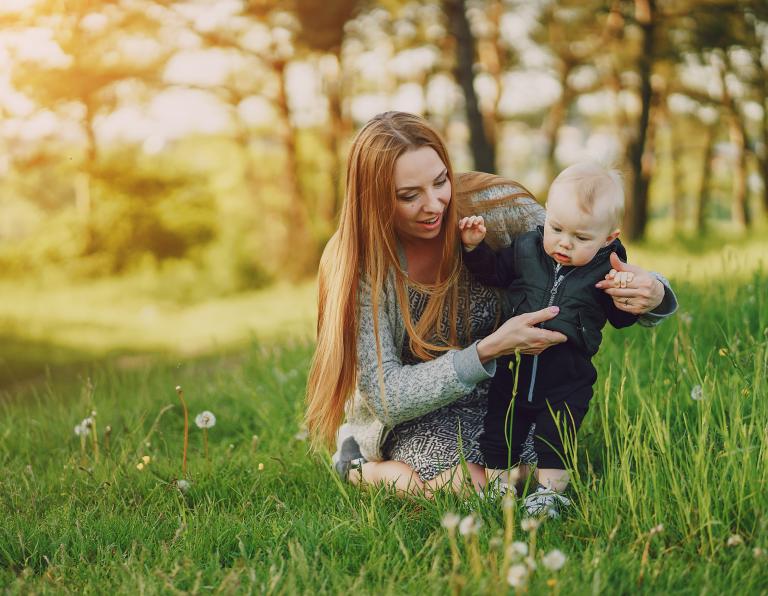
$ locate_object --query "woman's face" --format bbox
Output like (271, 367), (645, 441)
(392, 146), (451, 244)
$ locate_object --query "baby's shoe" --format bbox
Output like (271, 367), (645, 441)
(522, 485), (571, 518)
(332, 423), (366, 481)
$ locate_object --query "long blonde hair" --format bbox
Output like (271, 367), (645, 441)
(305, 112), (536, 449)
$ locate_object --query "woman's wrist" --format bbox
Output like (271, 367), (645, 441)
(476, 334), (499, 363)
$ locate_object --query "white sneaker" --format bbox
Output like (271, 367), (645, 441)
(523, 485), (571, 518)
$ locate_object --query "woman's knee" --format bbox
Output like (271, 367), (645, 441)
(424, 463), (485, 494)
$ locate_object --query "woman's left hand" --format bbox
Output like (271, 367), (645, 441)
(594, 253), (665, 315)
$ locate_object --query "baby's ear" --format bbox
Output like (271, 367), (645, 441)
(604, 229), (620, 246)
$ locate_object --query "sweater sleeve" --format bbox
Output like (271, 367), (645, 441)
(637, 272), (678, 327)
(355, 280), (495, 428)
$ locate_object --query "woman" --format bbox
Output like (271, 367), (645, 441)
(305, 112), (675, 496)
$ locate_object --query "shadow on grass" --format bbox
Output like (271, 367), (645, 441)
(0, 333), (163, 397)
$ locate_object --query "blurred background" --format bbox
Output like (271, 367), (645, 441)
(0, 0), (766, 388)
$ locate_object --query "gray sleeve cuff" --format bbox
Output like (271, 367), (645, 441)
(453, 340), (496, 386)
(638, 272), (678, 327)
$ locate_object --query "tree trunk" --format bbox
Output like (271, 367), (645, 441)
(717, 52), (751, 230)
(543, 61), (574, 190)
(443, 0), (496, 173)
(695, 121), (717, 234)
(624, 0), (655, 241)
(274, 59), (316, 278)
(669, 113), (685, 234)
(322, 51), (346, 228)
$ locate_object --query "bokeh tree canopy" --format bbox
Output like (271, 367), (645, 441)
(1, 0), (766, 289)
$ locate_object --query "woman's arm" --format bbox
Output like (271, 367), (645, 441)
(356, 279), (495, 428)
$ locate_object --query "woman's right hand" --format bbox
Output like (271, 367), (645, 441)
(476, 306), (567, 363)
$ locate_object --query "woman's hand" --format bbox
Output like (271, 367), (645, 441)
(476, 306), (567, 363)
(594, 253), (665, 315)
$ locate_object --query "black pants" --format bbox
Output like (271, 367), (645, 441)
(480, 392), (590, 470)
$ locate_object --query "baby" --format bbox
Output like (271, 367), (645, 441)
(459, 161), (637, 517)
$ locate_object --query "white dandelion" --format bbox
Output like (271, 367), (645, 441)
(506, 541), (528, 559)
(441, 512), (460, 531)
(521, 517), (540, 532)
(459, 514), (481, 536)
(194, 411), (216, 429)
(507, 563), (529, 587)
(176, 479), (191, 494)
(690, 385), (704, 401)
(727, 534), (744, 547)
(542, 549), (567, 571)
(195, 411), (216, 461)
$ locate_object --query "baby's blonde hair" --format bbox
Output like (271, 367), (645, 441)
(549, 162), (625, 228)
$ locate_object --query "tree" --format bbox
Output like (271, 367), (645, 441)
(9, 0), (169, 250)
(442, 0), (496, 172)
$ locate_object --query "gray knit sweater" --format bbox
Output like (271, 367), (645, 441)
(345, 185), (677, 461)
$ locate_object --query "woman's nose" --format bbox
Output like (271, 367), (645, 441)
(423, 188), (444, 212)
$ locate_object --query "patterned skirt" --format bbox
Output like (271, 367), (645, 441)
(382, 395), (486, 482)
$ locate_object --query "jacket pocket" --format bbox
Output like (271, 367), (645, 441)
(577, 311), (601, 356)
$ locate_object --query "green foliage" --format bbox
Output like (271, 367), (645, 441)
(83, 157), (218, 274)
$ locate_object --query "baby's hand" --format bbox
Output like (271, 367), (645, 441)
(459, 215), (486, 251)
(606, 269), (635, 288)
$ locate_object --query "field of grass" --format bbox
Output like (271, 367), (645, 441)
(1, 238), (767, 593)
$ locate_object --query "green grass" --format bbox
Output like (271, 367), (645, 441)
(1, 240), (767, 593)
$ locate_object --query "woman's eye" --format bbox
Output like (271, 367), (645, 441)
(399, 194), (418, 202)
(434, 177), (447, 187)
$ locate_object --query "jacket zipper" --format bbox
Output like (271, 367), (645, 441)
(527, 263), (570, 402)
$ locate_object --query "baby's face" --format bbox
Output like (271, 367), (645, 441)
(543, 183), (619, 266)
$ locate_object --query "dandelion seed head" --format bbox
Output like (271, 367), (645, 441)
(727, 534), (744, 547)
(194, 411), (216, 429)
(521, 517), (540, 532)
(506, 541), (528, 559)
(459, 514), (481, 536)
(441, 512), (460, 531)
(258, 462), (264, 471)
(176, 479), (191, 493)
(105, 425), (112, 433)
(542, 549), (567, 571)
(175, 385), (182, 392)
(650, 524), (664, 535)
(690, 385), (704, 401)
(489, 536), (503, 549)
(74, 423), (87, 436)
(524, 556), (537, 570)
(90, 410), (97, 417)
(507, 563), (529, 587)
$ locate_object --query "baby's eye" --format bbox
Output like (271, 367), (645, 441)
(577, 236), (590, 241)
(551, 226), (562, 233)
